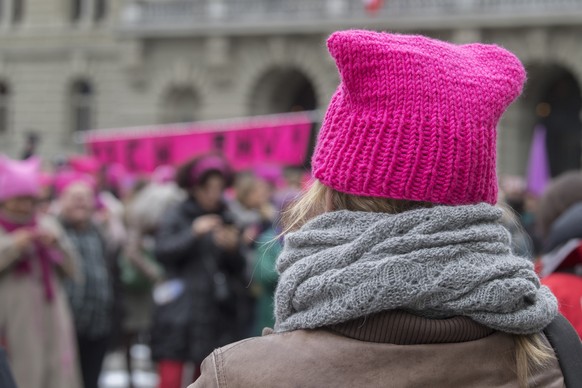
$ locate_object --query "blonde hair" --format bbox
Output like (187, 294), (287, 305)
(283, 179), (555, 387)
(514, 335), (555, 388)
(282, 180), (432, 233)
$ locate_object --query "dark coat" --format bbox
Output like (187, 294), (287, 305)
(544, 202), (582, 253)
(0, 348), (17, 388)
(151, 197), (249, 363)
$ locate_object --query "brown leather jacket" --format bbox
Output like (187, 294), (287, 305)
(189, 311), (564, 388)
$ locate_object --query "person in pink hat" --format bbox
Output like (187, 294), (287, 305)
(0, 156), (81, 388)
(56, 177), (117, 388)
(189, 31), (572, 387)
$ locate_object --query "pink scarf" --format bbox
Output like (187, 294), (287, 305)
(0, 214), (62, 302)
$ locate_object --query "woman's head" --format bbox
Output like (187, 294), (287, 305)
(175, 154), (232, 211)
(54, 170), (97, 197)
(285, 30), (526, 230)
(234, 173), (272, 210)
(310, 30), (525, 208)
(283, 180), (432, 232)
(0, 156), (42, 218)
(59, 182), (96, 226)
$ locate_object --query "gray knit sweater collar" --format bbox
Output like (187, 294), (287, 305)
(274, 203), (558, 335)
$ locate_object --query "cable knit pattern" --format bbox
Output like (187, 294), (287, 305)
(274, 204), (558, 334)
(312, 30), (526, 205)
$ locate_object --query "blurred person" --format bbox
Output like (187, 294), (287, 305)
(38, 171), (56, 215)
(121, 176), (183, 386)
(230, 172), (276, 234)
(68, 163), (130, 353)
(499, 176), (542, 258)
(152, 154), (248, 388)
(68, 155), (101, 177)
(500, 175), (527, 216)
(0, 346), (17, 388)
(537, 171), (582, 337)
(273, 167), (304, 206)
(58, 181), (115, 388)
(229, 172), (278, 334)
(514, 191), (545, 258)
(191, 31), (567, 387)
(536, 171), (582, 239)
(251, 193), (296, 336)
(254, 165), (284, 190)
(151, 164), (178, 185)
(94, 185), (127, 348)
(498, 201), (534, 259)
(20, 131), (40, 160)
(282, 166), (304, 191)
(0, 156), (81, 388)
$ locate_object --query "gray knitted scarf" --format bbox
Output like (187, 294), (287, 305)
(274, 203), (558, 335)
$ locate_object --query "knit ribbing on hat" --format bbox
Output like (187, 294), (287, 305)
(312, 30), (526, 205)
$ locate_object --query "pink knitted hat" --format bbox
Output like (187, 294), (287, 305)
(312, 30), (526, 205)
(152, 165), (176, 184)
(0, 156), (42, 201)
(69, 155), (101, 175)
(54, 170), (97, 196)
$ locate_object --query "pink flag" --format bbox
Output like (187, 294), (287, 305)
(526, 125), (551, 197)
(85, 113), (313, 172)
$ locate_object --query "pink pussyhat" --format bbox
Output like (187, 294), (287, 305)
(69, 155), (101, 175)
(254, 165), (284, 188)
(54, 170), (97, 196)
(152, 165), (176, 184)
(0, 156), (42, 201)
(312, 30), (526, 205)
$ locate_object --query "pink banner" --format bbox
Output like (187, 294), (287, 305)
(86, 114), (313, 172)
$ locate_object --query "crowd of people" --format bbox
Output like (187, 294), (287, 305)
(0, 152), (305, 388)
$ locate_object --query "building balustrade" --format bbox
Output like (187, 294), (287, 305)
(120, 0), (582, 35)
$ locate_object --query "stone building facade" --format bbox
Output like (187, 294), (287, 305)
(1, 0), (581, 177)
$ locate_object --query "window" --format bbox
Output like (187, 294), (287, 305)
(95, 0), (106, 21)
(12, 0), (23, 23)
(71, 0), (107, 24)
(71, 80), (93, 132)
(0, 82), (9, 133)
(249, 68), (317, 115)
(161, 87), (199, 123)
(71, 0), (82, 22)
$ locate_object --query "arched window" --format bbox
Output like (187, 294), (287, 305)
(523, 64), (582, 177)
(71, 80), (94, 132)
(0, 82), (9, 133)
(94, 0), (107, 21)
(161, 87), (200, 123)
(249, 67), (317, 115)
